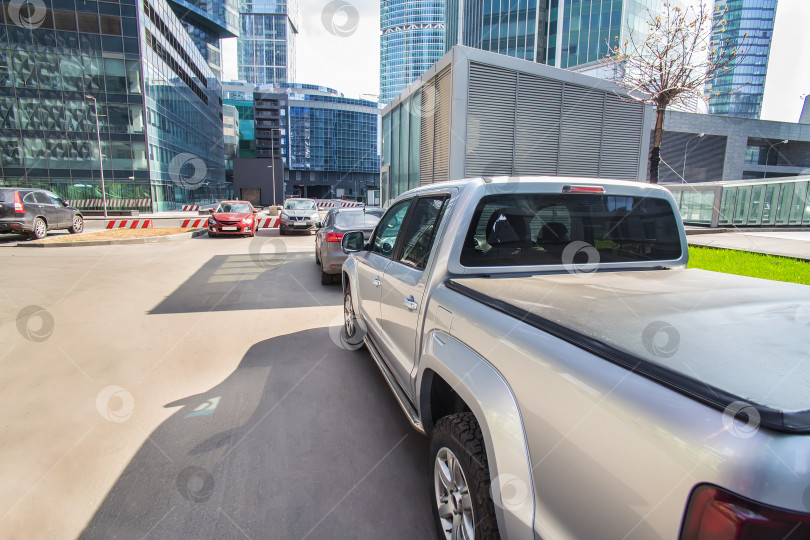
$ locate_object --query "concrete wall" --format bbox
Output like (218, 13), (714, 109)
(232, 157), (284, 207)
(662, 111), (810, 181)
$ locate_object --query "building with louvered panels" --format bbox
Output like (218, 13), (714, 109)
(380, 46), (652, 203)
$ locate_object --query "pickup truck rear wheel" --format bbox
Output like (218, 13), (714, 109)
(341, 284), (364, 349)
(430, 413), (500, 540)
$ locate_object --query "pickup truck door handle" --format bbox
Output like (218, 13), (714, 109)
(403, 297), (418, 311)
(372, 277), (381, 288)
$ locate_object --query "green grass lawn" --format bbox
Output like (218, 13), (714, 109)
(687, 246), (810, 285)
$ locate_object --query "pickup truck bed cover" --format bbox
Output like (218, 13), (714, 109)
(447, 268), (810, 433)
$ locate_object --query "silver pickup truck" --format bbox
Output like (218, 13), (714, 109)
(338, 177), (810, 540)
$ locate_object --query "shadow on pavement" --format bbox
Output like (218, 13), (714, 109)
(79, 328), (436, 539)
(149, 248), (342, 314)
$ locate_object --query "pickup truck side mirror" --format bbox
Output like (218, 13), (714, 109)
(341, 231), (365, 253)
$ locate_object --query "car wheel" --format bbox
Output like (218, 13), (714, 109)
(430, 413), (500, 540)
(31, 217), (47, 240)
(279, 227), (286, 236)
(68, 215), (84, 234)
(341, 283), (364, 349)
(321, 270), (334, 285)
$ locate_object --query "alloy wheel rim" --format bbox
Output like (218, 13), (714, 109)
(434, 447), (475, 540)
(344, 293), (354, 337)
(35, 220), (45, 237)
(73, 216), (83, 232)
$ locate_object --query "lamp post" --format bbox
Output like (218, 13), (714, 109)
(85, 95), (108, 218)
(682, 133), (705, 183)
(765, 139), (789, 178)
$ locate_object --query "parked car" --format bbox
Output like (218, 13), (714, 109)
(279, 198), (321, 235)
(0, 187), (83, 239)
(315, 207), (383, 285)
(207, 200), (259, 237)
(339, 177), (810, 539)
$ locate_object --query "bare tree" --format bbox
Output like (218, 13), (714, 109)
(603, 1), (747, 183)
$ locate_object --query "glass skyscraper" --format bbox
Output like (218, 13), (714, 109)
(444, 0), (547, 62)
(254, 83), (380, 198)
(166, 0), (239, 80)
(0, 0), (231, 211)
(705, 0), (777, 119)
(223, 80), (257, 157)
(237, 0), (298, 85)
(380, 0), (445, 104)
(547, 0), (681, 68)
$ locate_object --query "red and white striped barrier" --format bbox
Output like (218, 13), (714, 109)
(105, 219), (153, 229)
(314, 200), (365, 209)
(181, 218), (207, 228)
(182, 205), (201, 211)
(257, 217), (279, 228)
(67, 199), (150, 209)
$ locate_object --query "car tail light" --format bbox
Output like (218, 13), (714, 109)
(680, 484), (810, 539)
(326, 232), (344, 242)
(13, 190), (24, 213)
(562, 185), (605, 193)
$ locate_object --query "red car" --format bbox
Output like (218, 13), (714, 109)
(207, 201), (259, 237)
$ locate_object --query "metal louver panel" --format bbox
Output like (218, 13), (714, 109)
(465, 63), (517, 177)
(419, 83), (436, 185)
(600, 94), (642, 180)
(559, 84), (603, 177)
(433, 68), (452, 184)
(514, 73), (563, 176)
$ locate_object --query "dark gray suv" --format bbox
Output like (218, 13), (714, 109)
(0, 188), (84, 239)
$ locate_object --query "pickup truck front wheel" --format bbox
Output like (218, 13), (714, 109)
(430, 413), (500, 540)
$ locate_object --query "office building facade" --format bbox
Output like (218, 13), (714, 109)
(705, 0), (777, 119)
(237, 0), (297, 85)
(0, 0), (230, 211)
(234, 83), (380, 205)
(444, 0), (547, 62)
(380, 0), (445, 104)
(166, 0), (239, 80)
(223, 80), (256, 157)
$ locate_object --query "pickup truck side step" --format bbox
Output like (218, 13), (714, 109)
(364, 337), (425, 435)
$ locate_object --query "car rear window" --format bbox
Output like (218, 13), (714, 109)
(334, 211), (382, 229)
(460, 194), (682, 267)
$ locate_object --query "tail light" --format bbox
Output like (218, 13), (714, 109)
(326, 232), (344, 243)
(13, 191), (24, 213)
(562, 185), (605, 193)
(681, 484), (810, 539)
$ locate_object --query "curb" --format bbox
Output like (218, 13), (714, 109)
(17, 229), (207, 248)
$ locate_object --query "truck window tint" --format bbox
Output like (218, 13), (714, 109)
(461, 194), (682, 267)
(398, 197), (448, 270)
(369, 200), (411, 258)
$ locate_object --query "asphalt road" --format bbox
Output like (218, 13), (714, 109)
(0, 229), (436, 539)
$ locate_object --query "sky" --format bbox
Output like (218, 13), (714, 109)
(222, 0), (809, 122)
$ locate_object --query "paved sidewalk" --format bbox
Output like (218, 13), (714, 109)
(688, 231), (810, 261)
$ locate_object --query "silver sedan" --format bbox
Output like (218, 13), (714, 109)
(315, 207), (382, 285)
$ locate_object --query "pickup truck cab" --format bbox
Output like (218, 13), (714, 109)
(339, 177), (810, 540)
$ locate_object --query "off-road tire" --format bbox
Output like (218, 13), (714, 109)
(429, 413), (500, 540)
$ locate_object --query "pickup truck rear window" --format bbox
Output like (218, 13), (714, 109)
(460, 194), (682, 267)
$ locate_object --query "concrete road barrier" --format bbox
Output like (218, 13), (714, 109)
(105, 219), (153, 229)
